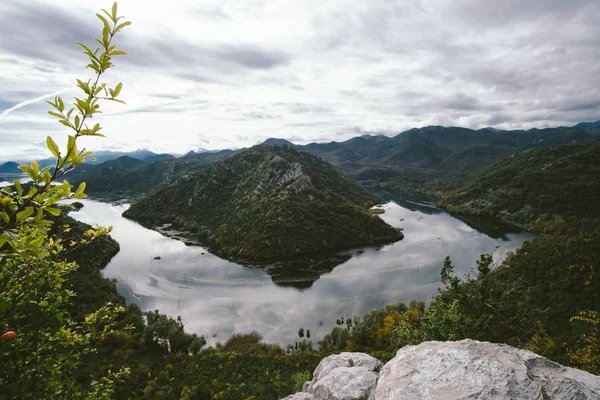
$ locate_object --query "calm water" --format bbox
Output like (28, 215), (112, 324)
(68, 198), (535, 345)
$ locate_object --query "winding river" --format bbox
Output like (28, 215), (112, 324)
(68, 198), (535, 345)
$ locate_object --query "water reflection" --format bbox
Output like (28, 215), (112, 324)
(67, 199), (535, 346)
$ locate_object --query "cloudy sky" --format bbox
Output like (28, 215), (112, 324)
(0, 0), (599, 161)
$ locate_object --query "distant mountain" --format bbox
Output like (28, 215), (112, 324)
(576, 120), (600, 133)
(297, 121), (600, 194)
(74, 150), (235, 200)
(2, 149), (176, 170)
(66, 156), (148, 186)
(90, 150), (175, 164)
(262, 138), (294, 146)
(438, 145), (600, 229)
(123, 145), (403, 261)
(0, 161), (21, 174)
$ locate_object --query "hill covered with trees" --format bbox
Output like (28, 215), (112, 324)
(123, 145), (403, 261)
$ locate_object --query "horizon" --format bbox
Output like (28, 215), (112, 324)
(1, 118), (599, 164)
(1, 0), (599, 161)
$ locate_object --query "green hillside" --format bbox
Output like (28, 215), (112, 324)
(123, 145), (403, 261)
(438, 145), (600, 229)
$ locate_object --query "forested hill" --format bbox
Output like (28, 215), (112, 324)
(123, 145), (403, 261)
(437, 145), (600, 230)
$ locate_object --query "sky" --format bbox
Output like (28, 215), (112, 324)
(0, 0), (599, 161)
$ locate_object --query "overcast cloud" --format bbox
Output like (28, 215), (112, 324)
(0, 0), (599, 160)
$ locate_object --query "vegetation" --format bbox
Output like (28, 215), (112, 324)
(0, 4), (132, 398)
(438, 145), (600, 230)
(1, 2), (599, 399)
(123, 145), (403, 261)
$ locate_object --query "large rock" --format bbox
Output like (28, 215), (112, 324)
(281, 341), (600, 400)
(292, 352), (383, 400)
(311, 366), (379, 400)
(311, 352), (383, 384)
(374, 339), (600, 400)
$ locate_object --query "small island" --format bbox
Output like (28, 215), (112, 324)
(123, 145), (403, 261)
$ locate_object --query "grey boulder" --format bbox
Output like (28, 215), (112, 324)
(374, 339), (600, 400)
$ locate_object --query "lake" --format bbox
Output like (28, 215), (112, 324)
(68, 198), (535, 346)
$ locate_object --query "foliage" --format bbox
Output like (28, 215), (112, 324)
(0, 3), (131, 398)
(569, 311), (600, 374)
(123, 145), (403, 261)
(439, 145), (600, 229)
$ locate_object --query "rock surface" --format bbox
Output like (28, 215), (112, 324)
(281, 340), (600, 400)
(281, 393), (314, 400)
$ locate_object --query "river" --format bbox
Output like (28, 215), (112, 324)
(68, 198), (535, 346)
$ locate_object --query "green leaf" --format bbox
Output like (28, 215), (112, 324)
(46, 136), (60, 158)
(16, 207), (34, 223)
(0, 212), (9, 224)
(113, 21), (131, 34)
(32, 161), (39, 177)
(48, 111), (63, 119)
(57, 96), (64, 112)
(74, 182), (86, 196)
(77, 41), (93, 56)
(102, 26), (109, 48)
(96, 13), (111, 33)
(13, 180), (23, 196)
(58, 119), (72, 128)
(40, 300), (49, 308)
(112, 2), (118, 21)
(110, 49), (127, 56)
(113, 82), (123, 97)
(67, 135), (76, 156)
(45, 207), (61, 217)
(18, 165), (33, 177)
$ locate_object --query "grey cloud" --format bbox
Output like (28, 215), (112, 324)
(0, 1), (96, 64)
(123, 34), (291, 72)
(0, 1), (290, 76)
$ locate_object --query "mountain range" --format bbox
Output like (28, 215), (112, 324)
(55, 119), (599, 198)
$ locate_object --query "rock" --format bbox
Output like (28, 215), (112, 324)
(280, 393), (314, 400)
(302, 381), (311, 392)
(374, 339), (600, 400)
(310, 367), (378, 400)
(311, 352), (383, 384)
(288, 352), (382, 400)
(282, 341), (600, 400)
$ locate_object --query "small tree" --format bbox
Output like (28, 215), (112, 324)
(298, 328), (305, 338)
(0, 3), (131, 398)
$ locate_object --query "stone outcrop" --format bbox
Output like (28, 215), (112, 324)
(281, 340), (600, 400)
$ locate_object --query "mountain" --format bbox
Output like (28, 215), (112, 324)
(262, 138), (294, 146)
(296, 121), (600, 195)
(2, 149), (176, 170)
(122, 145), (403, 261)
(72, 149), (235, 200)
(88, 149), (175, 164)
(0, 161), (21, 174)
(438, 145), (600, 230)
(576, 120), (600, 133)
(65, 156), (148, 189)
